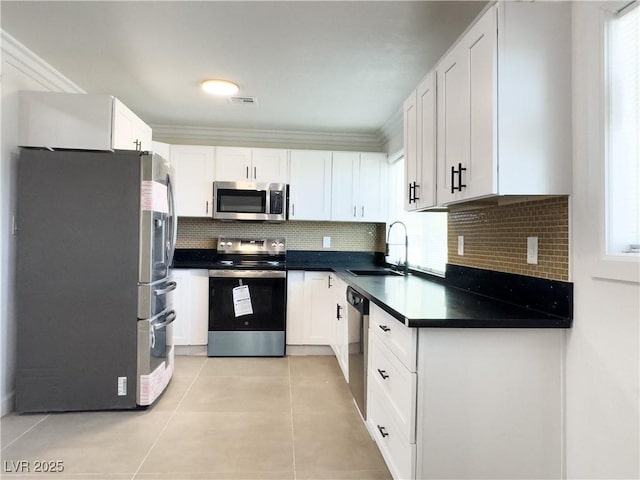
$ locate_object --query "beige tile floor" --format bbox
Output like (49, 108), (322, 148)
(1, 356), (391, 480)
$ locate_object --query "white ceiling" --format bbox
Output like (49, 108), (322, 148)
(1, 1), (486, 138)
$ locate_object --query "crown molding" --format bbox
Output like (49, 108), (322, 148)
(1, 29), (85, 94)
(151, 124), (385, 152)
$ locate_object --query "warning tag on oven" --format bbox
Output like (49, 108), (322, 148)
(232, 285), (253, 317)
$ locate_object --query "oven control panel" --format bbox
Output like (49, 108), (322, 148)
(217, 237), (286, 255)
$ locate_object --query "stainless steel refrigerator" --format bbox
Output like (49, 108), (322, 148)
(15, 149), (177, 412)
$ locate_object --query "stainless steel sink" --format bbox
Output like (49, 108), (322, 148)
(346, 268), (404, 277)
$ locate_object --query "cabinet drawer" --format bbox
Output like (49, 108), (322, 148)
(370, 304), (417, 371)
(369, 381), (416, 480)
(369, 334), (417, 442)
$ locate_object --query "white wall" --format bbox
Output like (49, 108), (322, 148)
(567, 3), (640, 478)
(0, 31), (83, 415)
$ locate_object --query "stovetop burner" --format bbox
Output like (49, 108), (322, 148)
(213, 237), (286, 270)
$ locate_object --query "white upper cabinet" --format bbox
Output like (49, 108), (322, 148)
(215, 147), (288, 183)
(19, 91), (152, 151)
(436, 2), (572, 206)
(170, 145), (215, 217)
(112, 98), (153, 151)
(252, 148), (288, 183)
(404, 71), (437, 211)
(331, 151), (388, 222)
(289, 149), (332, 221)
(331, 151), (359, 221)
(151, 141), (171, 160)
(403, 91), (419, 211)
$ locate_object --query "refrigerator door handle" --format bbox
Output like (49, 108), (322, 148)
(166, 173), (178, 267)
(150, 310), (177, 330)
(154, 281), (177, 295)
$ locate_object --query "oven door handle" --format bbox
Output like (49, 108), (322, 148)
(208, 270), (286, 279)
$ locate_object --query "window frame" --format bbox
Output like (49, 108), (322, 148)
(593, 0), (640, 283)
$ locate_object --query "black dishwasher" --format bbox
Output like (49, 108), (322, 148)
(347, 286), (369, 419)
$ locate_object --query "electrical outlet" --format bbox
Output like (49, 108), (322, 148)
(527, 236), (538, 265)
(322, 236), (331, 248)
(458, 236), (464, 256)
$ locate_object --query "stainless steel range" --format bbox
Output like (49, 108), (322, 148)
(207, 238), (286, 357)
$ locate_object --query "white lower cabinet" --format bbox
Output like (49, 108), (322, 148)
(171, 269), (209, 346)
(369, 381), (416, 480)
(286, 271), (333, 345)
(367, 304), (417, 480)
(415, 329), (563, 480)
(369, 334), (417, 442)
(331, 274), (349, 382)
(367, 302), (563, 480)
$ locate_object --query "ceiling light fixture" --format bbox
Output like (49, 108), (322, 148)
(201, 79), (239, 96)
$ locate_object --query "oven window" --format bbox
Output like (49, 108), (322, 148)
(217, 190), (266, 213)
(209, 276), (285, 331)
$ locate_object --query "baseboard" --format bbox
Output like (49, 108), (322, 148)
(285, 345), (334, 356)
(174, 345), (207, 356)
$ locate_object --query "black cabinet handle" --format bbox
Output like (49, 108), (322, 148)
(408, 183), (414, 203)
(336, 304), (342, 320)
(377, 425), (389, 438)
(377, 369), (389, 380)
(457, 162), (467, 190)
(378, 325), (391, 332)
(450, 165), (456, 193)
(451, 163), (467, 193)
(328, 275), (333, 288)
(413, 182), (420, 201)
(206, 200), (209, 214)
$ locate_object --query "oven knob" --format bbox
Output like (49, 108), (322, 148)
(278, 242), (284, 247)
(226, 242), (232, 247)
(271, 242), (277, 248)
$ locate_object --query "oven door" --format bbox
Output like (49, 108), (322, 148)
(207, 270), (286, 357)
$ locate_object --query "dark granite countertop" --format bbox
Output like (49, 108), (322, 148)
(173, 248), (572, 329)
(333, 270), (571, 328)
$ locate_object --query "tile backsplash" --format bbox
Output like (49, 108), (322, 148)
(447, 196), (569, 281)
(177, 218), (386, 252)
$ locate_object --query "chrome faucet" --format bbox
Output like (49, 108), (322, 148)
(386, 221), (409, 276)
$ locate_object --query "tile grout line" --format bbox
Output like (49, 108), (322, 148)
(130, 357), (208, 480)
(288, 357), (297, 480)
(1, 414), (49, 452)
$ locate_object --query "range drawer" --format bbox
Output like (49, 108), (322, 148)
(369, 334), (417, 442)
(370, 303), (417, 372)
(369, 380), (416, 480)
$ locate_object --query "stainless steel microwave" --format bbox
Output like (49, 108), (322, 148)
(212, 182), (288, 221)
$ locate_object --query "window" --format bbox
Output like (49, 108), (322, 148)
(606, 1), (640, 256)
(386, 157), (448, 275)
